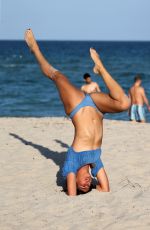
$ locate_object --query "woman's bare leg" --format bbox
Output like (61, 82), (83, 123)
(90, 48), (130, 113)
(25, 29), (84, 115)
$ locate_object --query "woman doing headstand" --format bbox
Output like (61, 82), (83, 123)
(25, 29), (130, 196)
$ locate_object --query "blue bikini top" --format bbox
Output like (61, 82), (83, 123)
(62, 147), (104, 178)
(69, 94), (97, 119)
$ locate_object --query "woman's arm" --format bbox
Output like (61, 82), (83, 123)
(96, 168), (110, 192)
(66, 173), (77, 196)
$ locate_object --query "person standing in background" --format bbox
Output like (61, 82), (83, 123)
(81, 73), (101, 94)
(129, 75), (150, 122)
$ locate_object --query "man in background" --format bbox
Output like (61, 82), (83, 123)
(81, 73), (101, 94)
(129, 75), (150, 122)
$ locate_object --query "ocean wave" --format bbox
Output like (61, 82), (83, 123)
(0, 64), (18, 68)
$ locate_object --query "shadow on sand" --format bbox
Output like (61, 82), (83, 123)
(9, 133), (69, 189)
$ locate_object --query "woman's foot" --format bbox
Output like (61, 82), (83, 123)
(90, 48), (104, 75)
(25, 29), (39, 53)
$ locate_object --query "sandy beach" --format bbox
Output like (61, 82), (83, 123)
(0, 117), (150, 230)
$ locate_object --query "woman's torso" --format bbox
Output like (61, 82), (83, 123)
(71, 106), (103, 152)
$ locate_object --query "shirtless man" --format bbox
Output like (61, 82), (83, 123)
(25, 29), (130, 196)
(129, 75), (150, 122)
(81, 73), (101, 93)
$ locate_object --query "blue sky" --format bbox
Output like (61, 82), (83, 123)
(0, 0), (150, 40)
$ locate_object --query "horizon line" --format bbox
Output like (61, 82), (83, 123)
(0, 39), (150, 42)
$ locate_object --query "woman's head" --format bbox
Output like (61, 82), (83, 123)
(76, 166), (92, 193)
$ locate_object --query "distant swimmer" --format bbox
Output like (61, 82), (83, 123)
(81, 73), (101, 94)
(129, 75), (150, 123)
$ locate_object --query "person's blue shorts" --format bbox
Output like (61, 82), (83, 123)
(130, 104), (145, 121)
(62, 147), (103, 178)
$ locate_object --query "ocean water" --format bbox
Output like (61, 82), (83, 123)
(0, 40), (150, 121)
